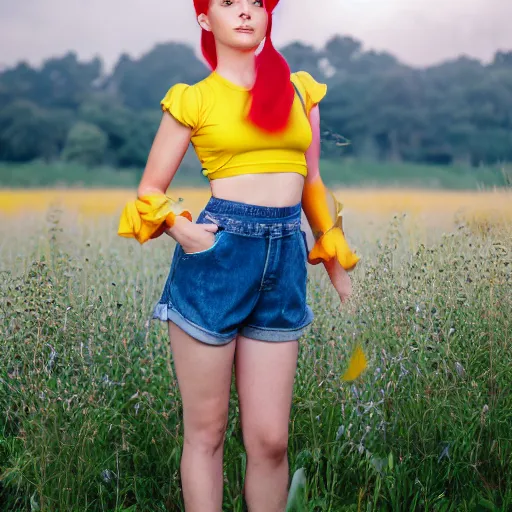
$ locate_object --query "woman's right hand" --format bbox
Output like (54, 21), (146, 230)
(323, 256), (353, 305)
(165, 216), (220, 254)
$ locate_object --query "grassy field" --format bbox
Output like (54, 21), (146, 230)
(1, 189), (511, 511)
(1, 160), (510, 190)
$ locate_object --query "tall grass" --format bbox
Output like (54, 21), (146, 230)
(1, 202), (511, 511)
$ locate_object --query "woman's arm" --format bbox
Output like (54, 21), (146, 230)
(119, 112), (218, 249)
(135, 112), (196, 235)
(138, 113), (190, 197)
(303, 106), (329, 231)
(303, 105), (354, 303)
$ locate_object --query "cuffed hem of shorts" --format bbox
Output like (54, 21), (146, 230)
(152, 303), (237, 346)
(239, 305), (314, 342)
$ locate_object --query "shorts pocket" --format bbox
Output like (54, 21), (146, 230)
(181, 229), (226, 257)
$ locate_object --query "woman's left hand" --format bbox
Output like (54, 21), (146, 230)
(323, 257), (352, 304)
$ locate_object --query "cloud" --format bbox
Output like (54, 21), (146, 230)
(0, 0), (511, 70)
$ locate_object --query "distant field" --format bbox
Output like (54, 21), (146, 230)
(1, 159), (510, 189)
(1, 186), (510, 249)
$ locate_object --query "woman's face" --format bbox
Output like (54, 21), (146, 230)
(199, 0), (268, 52)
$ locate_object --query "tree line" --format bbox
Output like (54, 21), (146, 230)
(1, 36), (511, 174)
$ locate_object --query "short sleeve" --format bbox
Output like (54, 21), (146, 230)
(160, 83), (200, 131)
(291, 71), (327, 116)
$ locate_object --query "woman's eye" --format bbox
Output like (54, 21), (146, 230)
(222, 0), (263, 7)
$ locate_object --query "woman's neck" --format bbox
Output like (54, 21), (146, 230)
(214, 42), (257, 89)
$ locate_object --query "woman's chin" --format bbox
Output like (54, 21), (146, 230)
(227, 36), (264, 52)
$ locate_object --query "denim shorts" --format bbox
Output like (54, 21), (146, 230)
(152, 196), (314, 346)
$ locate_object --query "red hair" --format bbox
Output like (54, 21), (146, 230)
(193, 0), (294, 133)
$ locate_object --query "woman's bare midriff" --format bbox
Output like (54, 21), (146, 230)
(209, 172), (305, 208)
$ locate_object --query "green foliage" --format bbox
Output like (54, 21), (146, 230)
(0, 162), (139, 188)
(0, 52), (102, 109)
(62, 122), (108, 167)
(0, 100), (73, 162)
(78, 98), (162, 168)
(107, 43), (208, 111)
(0, 206), (511, 511)
(1, 37), (512, 170)
(0, 146), (207, 188)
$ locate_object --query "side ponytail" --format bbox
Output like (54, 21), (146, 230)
(193, 0), (294, 133)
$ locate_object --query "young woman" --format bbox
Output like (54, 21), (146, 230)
(119, 1), (360, 510)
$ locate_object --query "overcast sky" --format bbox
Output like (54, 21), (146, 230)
(1, 0), (511, 71)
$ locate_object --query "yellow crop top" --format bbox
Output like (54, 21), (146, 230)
(160, 70), (327, 180)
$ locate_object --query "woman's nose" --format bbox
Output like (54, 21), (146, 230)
(239, 0), (252, 18)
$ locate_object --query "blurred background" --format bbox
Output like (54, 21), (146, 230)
(1, 0), (511, 190)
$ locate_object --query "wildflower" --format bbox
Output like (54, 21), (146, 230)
(370, 456), (387, 474)
(336, 425), (345, 440)
(455, 362), (466, 378)
(45, 343), (58, 373)
(481, 404), (490, 425)
(438, 443), (450, 462)
(101, 469), (115, 483)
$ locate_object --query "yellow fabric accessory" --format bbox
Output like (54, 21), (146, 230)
(302, 176), (360, 270)
(118, 194), (192, 245)
(160, 70), (327, 181)
(341, 345), (368, 382)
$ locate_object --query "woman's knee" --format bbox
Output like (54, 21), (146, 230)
(245, 428), (289, 463)
(183, 415), (228, 456)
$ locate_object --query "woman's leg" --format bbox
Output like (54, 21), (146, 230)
(168, 321), (236, 512)
(234, 335), (299, 512)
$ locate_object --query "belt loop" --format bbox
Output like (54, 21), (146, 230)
(204, 212), (219, 225)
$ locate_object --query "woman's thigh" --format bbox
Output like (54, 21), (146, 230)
(169, 321), (236, 440)
(234, 335), (299, 453)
